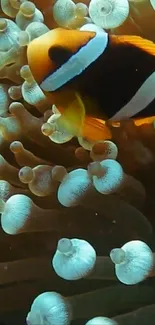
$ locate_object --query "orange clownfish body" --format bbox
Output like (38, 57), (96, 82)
(27, 27), (155, 141)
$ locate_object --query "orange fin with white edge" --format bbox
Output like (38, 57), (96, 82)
(109, 115), (155, 127)
(133, 115), (155, 126)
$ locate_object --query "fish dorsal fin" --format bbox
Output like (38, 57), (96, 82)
(112, 35), (155, 56)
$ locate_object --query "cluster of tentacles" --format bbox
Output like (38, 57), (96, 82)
(0, 0), (155, 324)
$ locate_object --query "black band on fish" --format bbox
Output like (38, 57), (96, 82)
(110, 71), (155, 121)
(40, 31), (108, 92)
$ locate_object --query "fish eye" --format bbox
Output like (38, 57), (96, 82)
(48, 45), (72, 65)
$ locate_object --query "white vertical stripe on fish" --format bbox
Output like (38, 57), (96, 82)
(40, 30), (108, 92)
(110, 71), (155, 121)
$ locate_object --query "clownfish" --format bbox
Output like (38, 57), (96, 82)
(27, 27), (155, 141)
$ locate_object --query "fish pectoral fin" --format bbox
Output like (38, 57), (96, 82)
(57, 92), (86, 136)
(54, 92), (112, 141)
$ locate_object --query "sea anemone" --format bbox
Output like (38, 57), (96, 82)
(0, 0), (155, 324)
(110, 240), (155, 285)
(52, 237), (96, 280)
(88, 0), (129, 29)
(85, 317), (118, 325)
